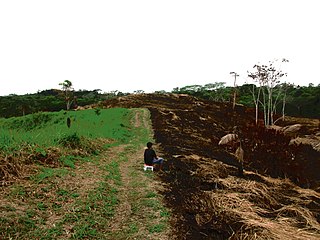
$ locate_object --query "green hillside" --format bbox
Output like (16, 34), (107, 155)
(0, 108), (134, 151)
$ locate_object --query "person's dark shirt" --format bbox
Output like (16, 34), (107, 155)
(144, 148), (156, 165)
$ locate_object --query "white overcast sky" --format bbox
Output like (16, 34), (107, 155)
(0, 0), (319, 96)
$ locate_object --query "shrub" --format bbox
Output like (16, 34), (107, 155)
(56, 133), (81, 148)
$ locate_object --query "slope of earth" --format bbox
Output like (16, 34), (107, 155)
(103, 93), (320, 239)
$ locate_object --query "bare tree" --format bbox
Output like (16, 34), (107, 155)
(230, 72), (239, 110)
(247, 76), (263, 125)
(247, 59), (288, 126)
(279, 82), (293, 123)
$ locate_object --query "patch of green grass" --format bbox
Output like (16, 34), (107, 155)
(148, 223), (166, 233)
(1, 210), (43, 238)
(56, 132), (81, 148)
(160, 209), (170, 218)
(35, 146), (47, 156)
(143, 170), (154, 177)
(128, 223), (139, 233)
(145, 191), (157, 198)
(141, 199), (161, 210)
(72, 225), (98, 239)
(130, 181), (147, 188)
(103, 142), (121, 149)
(105, 161), (122, 186)
(0, 217), (14, 239)
(37, 224), (64, 239)
(26, 209), (36, 218)
(37, 202), (48, 211)
(60, 181), (119, 239)
(10, 185), (26, 196)
(41, 186), (51, 192)
(57, 188), (69, 196)
(129, 168), (139, 177)
(0, 108), (135, 150)
(52, 202), (62, 210)
(32, 167), (69, 183)
(59, 155), (77, 168)
(1, 205), (16, 212)
(71, 192), (80, 198)
(3, 112), (56, 131)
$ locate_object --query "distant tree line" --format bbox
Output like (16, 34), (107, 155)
(172, 82), (320, 119)
(170, 59), (318, 122)
(0, 83), (318, 119)
(0, 89), (129, 118)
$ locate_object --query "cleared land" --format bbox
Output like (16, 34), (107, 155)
(1, 93), (320, 239)
(103, 93), (320, 240)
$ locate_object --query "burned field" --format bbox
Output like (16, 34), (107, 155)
(104, 93), (320, 239)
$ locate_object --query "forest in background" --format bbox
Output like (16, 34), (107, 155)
(0, 83), (319, 119)
(0, 89), (128, 118)
(172, 82), (320, 119)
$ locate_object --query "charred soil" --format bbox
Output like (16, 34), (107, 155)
(103, 93), (320, 239)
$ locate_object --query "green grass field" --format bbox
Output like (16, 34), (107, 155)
(0, 108), (135, 151)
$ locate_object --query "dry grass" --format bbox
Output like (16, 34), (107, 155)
(0, 138), (111, 186)
(0, 155), (23, 185)
(169, 154), (320, 239)
(0, 146), (61, 186)
(219, 133), (239, 145)
(97, 93), (320, 239)
(189, 164), (320, 240)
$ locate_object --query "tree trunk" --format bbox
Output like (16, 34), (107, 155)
(255, 103), (258, 125)
(282, 92), (286, 121)
(262, 89), (267, 126)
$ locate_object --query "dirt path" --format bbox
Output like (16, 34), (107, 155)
(107, 108), (171, 239)
(108, 109), (140, 232)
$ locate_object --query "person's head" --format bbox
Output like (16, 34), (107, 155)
(147, 142), (153, 149)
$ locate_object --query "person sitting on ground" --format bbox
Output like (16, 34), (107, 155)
(144, 142), (164, 171)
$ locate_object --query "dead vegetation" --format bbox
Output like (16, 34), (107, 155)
(103, 93), (320, 239)
(183, 161), (320, 240)
(0, 146), (61, 186)
(0, 137), (112, 186)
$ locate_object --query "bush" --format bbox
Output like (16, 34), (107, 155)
(56, 133), (81, 148)
(55, 132), (101, 155)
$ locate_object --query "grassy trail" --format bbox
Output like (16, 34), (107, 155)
(0, 108), (170, 239)
(106, 109), (170, 239)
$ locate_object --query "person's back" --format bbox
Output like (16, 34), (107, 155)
(144, 148), (156, 165)
(143, 142), (164, 171)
